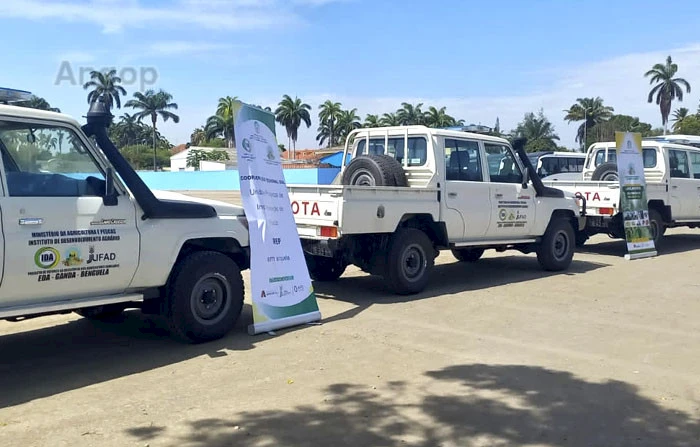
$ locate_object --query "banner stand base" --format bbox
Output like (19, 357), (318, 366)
(625, 250), (657, 260)
(248, 311), (322, 336)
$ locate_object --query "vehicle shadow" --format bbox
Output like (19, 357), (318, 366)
(0, 303), (270, 409)
(579, 232), (700, 257)
(159, 363), (700, 446)
(313, 255), (608, 310)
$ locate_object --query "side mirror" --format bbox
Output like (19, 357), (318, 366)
(103, 167), (118, 206)
(521, 167), (530, 189)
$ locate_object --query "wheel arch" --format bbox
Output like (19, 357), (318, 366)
(396, 213), (448, 248)
(648, 200), (671, 223)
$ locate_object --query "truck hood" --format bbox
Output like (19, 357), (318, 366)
(151, 190), (246, 217)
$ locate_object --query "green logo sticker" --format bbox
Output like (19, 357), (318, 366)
(34, 247), (60, 269)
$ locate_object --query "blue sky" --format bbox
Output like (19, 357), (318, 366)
(3, 0), (700, 150)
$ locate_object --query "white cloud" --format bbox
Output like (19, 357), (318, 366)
(145, 41), (237, 57)
(0, 0), (302, 34)
(278, 43), (700, 150)
(55, 51), (96, 63)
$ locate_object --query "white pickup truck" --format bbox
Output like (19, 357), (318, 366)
(542, 140), (700, 247)
(288, 126), (586, 295)
(0, 97), (250, 343)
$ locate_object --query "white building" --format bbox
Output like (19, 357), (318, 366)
(169, 146), (237, 171)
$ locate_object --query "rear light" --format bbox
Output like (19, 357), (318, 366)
(598, 207), (614, 215)
(318, 226), (338, 238)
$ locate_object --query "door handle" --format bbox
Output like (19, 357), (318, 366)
(495, 193), (504, 198)
(448, 192), (457, 198)
(672, 185), (679, 189)
(19, 217), (44, 225)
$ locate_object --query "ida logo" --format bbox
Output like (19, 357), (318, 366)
(34, 247), (60, 269)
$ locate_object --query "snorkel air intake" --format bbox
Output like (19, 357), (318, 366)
(81, 97), (217, 220)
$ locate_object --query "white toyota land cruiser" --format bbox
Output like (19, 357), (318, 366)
(287, 126), (586, 295)
(0, 97), (250, 343)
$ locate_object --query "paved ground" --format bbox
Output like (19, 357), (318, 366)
(2, 228), (700, 446)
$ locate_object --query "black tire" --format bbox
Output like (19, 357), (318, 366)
(451, 247), (484, 262)
(76, 303), (127, 321)
(306, 254), (346, 281)
(591, 162), (619, 181)
(384, 228), (434, 295)
(165, 250), (244, 343)
(537, 218), (575, 271)
(648, 208), (664, 248)
(342, 154), (408, 187)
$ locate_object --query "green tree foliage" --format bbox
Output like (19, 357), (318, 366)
(275, 95), (312, 155)
(589, 114), (654, 146)
(317, 100), (343, 148)
(125, 89), (179, 171)
(513, 109), (560, 152)
(118, 145), (171, 171)
(672, 108), (690, 133)
(186, 149), (229, 170)
(14, 95), (61, 112)
(564, 97), (614, 150)
(205, 96), (241, 149)
(675, 115), (700, 135)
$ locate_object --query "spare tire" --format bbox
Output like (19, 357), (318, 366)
(342, 154), (408, 187)
(591, 162), (619, 181)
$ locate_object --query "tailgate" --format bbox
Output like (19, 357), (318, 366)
(542, 180), (620, 216)
(288, 185), (342, 239)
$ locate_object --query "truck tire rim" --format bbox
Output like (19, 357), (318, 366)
(349, 168), (376, 186)
(553, 230), (570, 261)
(191, 273), (230, 325)
(401, 243), (426, 281)
(601, 172), (618, 181)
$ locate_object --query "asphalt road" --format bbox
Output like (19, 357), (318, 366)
(1, 229), (700, 446)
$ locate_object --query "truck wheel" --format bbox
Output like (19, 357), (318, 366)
(385, 228), (434, 295)
(165, 251), (244, 343)
(537, 218), (575, 271)
(342, 154), (408, 187)
(451, 247), (484, 262)
(648, 208), (664, 247)
(306, 254), (346, 281)
(76, 303), (127, 321)
(591, 162), (619, 181)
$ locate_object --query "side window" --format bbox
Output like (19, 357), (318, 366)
(484, 143), (523, 184)
(594, 150), (606, 166)
(642, 148), (658, 168)
(356, 136), (426, 166)
(540, 157), (559, 177)
(688, 152), (700, 179)
(669, 149), (690, 178)
(607, 150), (617, 164)
(445, 138), (483, 182)
(406, 137), (427, 166)
(0, 123), (106, 197)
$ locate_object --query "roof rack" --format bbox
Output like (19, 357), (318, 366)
(0, 87), (33, 104)
(440, 124), (493, 134)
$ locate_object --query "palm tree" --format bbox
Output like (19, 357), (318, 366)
(336, 108), (361, 143)
(380, 112), (401, 126)
(424, 106), (456, 128)
(363, 114), (380, 128)
(317, 100), (343, 148)
(396, 102), (424, 125)
(190, 127), (207, 146)
(275, 94), (312, 159)
(672, 108), (690, 133)
(564, 97), (614, 150)
(83, 69), (127, 111)
(645, 56), (691, 134)
(204, 96), (241, 149)
(125, 89), (179, 171)
(16, 95), (61, 112)
(515, 110), (560, 152)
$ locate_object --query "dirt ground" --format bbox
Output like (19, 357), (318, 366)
(2, 228), (700, 447)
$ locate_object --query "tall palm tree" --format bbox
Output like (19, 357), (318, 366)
(363, 114), (380, 128)
(190, 127), (207, 146)
(336, 108), (361, 143)
(515, 110), (560, 152)
(317, 100), (343, 148)
(564, 97), (614, 150)
(125, 89), (179, 171)
(645, 55), (691, 134)
(83, 69), (127, 111)
(396, 102), (424, 125)
(205, 96), (241, 149)
(275, 94), (312, 159)
(672, 108), (690, 133)
(380, 112), (401, 126)
(424, 106), (456, 128)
